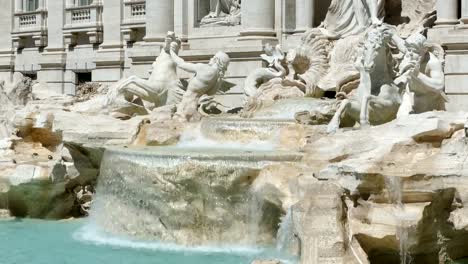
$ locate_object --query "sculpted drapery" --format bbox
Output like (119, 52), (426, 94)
(323, 0), (385, 38)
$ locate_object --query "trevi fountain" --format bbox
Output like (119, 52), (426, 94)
(2, 0), (468, 263)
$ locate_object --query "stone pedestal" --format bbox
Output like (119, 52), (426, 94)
(435, 0), (459, 27)
(295, 0), (314, 33)
(145, 0), (174, 42)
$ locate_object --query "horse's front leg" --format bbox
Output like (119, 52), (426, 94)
(360, 95), (372, 127)
(327, 99), (351, 134)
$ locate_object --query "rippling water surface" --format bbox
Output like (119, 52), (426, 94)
(0, 219), (296, 264)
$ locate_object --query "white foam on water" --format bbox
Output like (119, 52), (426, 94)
(73, 223), (263, 255)
(73, 223), (298, 264)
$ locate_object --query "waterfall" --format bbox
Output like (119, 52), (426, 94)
(176, 119), (291, 150)
(87, 147), (302, 246)
(276, 208), (294, 252)
(386, 176), (411, 264)
(247, 190), (265, 246)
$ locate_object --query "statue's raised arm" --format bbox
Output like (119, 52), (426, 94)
(169, 43), (198, 74)
(396, 33), (447, 117)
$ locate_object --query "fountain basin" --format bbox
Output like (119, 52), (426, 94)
(0, 219), (295, 264)
(93, 146), (303, 246)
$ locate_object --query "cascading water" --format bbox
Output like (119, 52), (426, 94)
(88, 146), (302, 246)
(276, 207), (295, 252)
(176, 118), (296, 150)
(78, 117), (303, 264)
(247, 190), (265, 246)
(386, 176), (411, 264)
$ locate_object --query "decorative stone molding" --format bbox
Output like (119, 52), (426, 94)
(121, 0), (146, 43)
(11, 10), (48, 48)
(63, 1), (103, 46)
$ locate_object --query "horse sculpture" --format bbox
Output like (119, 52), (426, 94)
(243, 44), (288, 98)
(105, 32), (185, 117)
(327, 25), (402, 133)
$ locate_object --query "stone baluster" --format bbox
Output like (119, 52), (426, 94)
(295, 0), (314, 33)
(145, 0), (174, 42)
(240, 0), (276, 37)
(435, 0), (459, 27)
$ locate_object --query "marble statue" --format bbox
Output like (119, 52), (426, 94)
(104, 32), (185, 118)
(321, 0), (385, 38)
(243, 44), (288, 98)
(169, 43), (231, 121)
(0, 72), (33, 106)
(286, 0), (386, 99)
(395, 33), (447, 117)
(327, 25), (402, 133)
(200, 0), (241, 27)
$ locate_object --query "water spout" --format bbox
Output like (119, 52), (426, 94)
(276, 207), (294, 252)
(247, 190), (265, 246)
(386, 176), (411, 264)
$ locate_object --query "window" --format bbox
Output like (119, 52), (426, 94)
(76, 72), (92, 84)
(25, 0), (38, 11)
(78, 0), (93, 6)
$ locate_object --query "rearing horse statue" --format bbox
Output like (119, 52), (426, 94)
(327, 25), (402, 133)
(104, 32), (185, 116)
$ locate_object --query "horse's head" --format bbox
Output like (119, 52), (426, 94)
(359, 25), (393, 72)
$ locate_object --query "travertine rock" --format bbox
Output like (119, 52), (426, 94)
(252, 111), (468, 264)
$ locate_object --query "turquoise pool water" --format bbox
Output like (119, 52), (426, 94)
(0, 219), (295, 264)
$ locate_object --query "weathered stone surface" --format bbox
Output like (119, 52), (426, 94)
(251, 111), (468, 263)
(133, 119), (183, 146)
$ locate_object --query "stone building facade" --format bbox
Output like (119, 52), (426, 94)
(429, 0), (468, 111)
(2, 0), (467, 111)
(0, 0), (331, 106)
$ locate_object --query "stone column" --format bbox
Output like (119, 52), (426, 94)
(94, 0), (124, 87)
(38, 0), (45, 10)
(38, 0), (67, 94)
(461, 0), (468, 26)
(145, 0), (174, 42)
(435, 0), (459, 27)
(100, 0), (122, 47)
(0, 0), (14, 81)
(174, 0), (189, 42)
(15, 0), (22, 12)
(240, 0), (276, 37)
(295, 0), (314, 33)
(66, 0), (75, 8)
